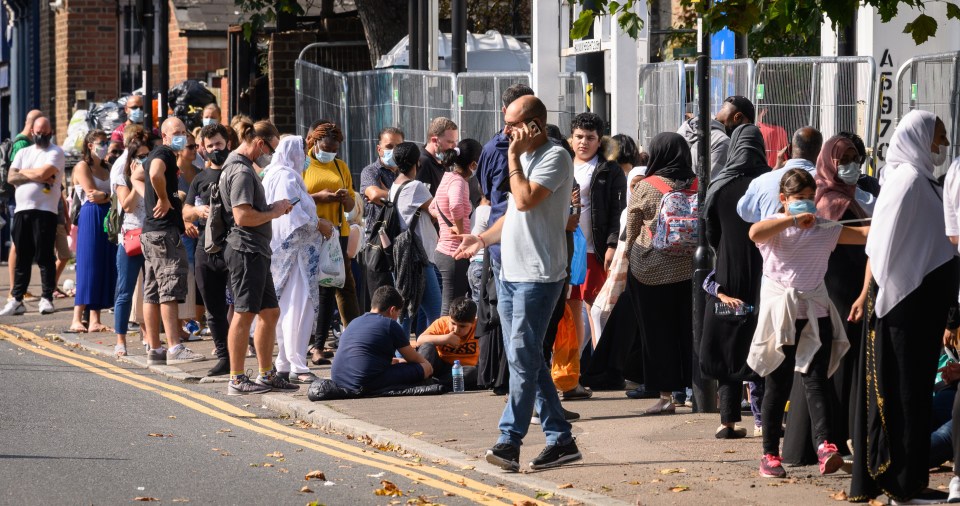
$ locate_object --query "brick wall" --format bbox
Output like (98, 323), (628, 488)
(53, 0), (119, 140)
(169, 14), (189, 83)
(269, 30), (316, 134)
(38, 1), (57, 131)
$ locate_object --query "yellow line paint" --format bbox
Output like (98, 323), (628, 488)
(1, 326), (547, 506)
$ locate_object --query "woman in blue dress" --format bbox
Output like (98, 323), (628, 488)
(70, 129), (118, 333)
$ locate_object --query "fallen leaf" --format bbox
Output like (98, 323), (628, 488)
(669, 485), (690, 493)
(249, 463), (259, 468)
(133, 498), (159, 502)
(443, 438), (458, 443)
(443, 492), (455, 497)
(558, 483), (574, 489)
(707, 477), (720, 482)
(460, 465), (475, 470)
(266, 451), (284, 458)
(723, 450), (736, 453)
(219, 452), (232, 456)
(650, 478), (664, 483)
(262, 463), (274, 468)
(831, 490), (848, 501)
(375, 480), (403, 497)
(216, 428), (232, 434)
(627, 480), (642, 485)
(305, 470), (327, 481)
(167, 416), (177, 419)
(513, 501), (537, 506)
(411, 432), (424, 436)
(147, 433), (169, 438)
(535, 491), (554, 499)
(868, 500), (885, 506)
(659, 468), (686, 474)
(300, 486), (314, 493)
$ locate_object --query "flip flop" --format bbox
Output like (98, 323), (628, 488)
(114, 344), (127, 357)
(66, 325), (88, 334)
(53, 287), (70, 299)
(88, 324), (111, 333)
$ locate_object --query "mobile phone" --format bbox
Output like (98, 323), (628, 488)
(289, 197), (301, 206)
(526, 120), (542, 137)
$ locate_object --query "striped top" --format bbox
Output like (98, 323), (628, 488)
(755, 214), (842, 318)
(430, 171), (472, 257)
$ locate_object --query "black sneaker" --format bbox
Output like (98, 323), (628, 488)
(485, 443), (520, 472)
(529, 439), (582, 470)
(227, 374), (272, 396)
(531, 407), (580, 425)
(256, 371), (299, 392)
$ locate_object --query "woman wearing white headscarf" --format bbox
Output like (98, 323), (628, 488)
(850, 110), (956, 504)
(262, 135), (334, 384)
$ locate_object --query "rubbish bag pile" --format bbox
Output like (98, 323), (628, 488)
(168, 80), (217, 131)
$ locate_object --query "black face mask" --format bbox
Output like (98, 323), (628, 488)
(208, 149), (229, 167)
(33, 133), (52, 149)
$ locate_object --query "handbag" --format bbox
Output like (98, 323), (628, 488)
(123, 228), (143, 256)
(318, 229), (346, 288)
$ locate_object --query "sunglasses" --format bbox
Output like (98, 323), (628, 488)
(109, 149), (124, 156)
(185, 144), (198, 150)
(135, 154), (149, 161)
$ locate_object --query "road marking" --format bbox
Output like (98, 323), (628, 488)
(0, 325), (546, 505)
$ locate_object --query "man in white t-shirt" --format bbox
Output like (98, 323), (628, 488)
(455, 95), (581, 472)
(0, 116), (64, 316)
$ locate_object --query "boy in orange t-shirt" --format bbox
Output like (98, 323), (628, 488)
(416, 297), (479, 389)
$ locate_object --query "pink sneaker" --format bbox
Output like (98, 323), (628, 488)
(817, 441), (843, 475)
(759, 454), (786, 478)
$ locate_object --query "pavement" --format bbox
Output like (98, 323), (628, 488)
(4, 264), (959, 505)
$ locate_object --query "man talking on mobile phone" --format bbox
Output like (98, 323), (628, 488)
(455, 95), (580, 471)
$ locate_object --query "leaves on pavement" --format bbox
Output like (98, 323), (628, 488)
(669, 485), (690, 493)
(305, 470), (327, 481)
(374, 480), (403, 497)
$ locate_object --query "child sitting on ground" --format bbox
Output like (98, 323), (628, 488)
(330, 286), (434, 393)
(416, 297), (480, 389)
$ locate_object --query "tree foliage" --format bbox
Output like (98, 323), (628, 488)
(234, 0), (305, 41)
(570, 0), (960, 46)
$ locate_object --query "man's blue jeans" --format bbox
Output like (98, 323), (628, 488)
(496, 278), (573, 448)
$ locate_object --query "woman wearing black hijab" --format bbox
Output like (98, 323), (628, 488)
(700, 124), (769, 437)
(624, 132), (698, 415)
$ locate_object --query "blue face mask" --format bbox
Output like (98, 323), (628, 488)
(315, 150), (336, 164)
(170, 135), (187, 152)
(381, 149), (396, 168)
(787, 199), (817, 216)
(201, 118), (218, 127)
(128, 108), (144, 124)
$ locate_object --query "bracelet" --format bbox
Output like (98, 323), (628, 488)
(509, 170), (523, 178)
(476, 235), (486, 249)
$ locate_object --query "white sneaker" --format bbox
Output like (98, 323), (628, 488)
(38, 297), (55, 315)
(949, 476), (960, 503)
(0, 298), (25, 316)
(167, 344), (206, 365)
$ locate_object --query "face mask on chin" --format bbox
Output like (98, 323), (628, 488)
(33, 133), (52, 149)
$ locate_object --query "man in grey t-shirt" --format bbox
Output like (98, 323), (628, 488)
(455, 95), (580, 472)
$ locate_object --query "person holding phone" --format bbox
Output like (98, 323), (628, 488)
(455, 95), (581, 472)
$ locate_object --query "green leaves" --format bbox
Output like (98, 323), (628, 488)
(571, 9), (597, 40)
(947, 2), (960, 20)
(903, 13), (938, 45)
(570, 0), (645, 40)
(234, 0), (306, 42)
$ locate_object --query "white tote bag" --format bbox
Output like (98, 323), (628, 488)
(318, 229), (346, 288)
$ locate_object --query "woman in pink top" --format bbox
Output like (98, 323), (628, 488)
(430, 139), (481, 316)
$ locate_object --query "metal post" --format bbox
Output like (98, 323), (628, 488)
(158, 0), (169, 123)
(450, 0), (466, 74)
(417, 0), (429, 70)
(140, 0), (154, 130)
(692, 4), (717, 414)
(408, 0), (419, 70)
(575, 0), (607, 126)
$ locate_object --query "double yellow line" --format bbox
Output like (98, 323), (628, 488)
(0, 325), (545, 505)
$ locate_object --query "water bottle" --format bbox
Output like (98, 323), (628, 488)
(185, 319), (200, 340)
(714, 302), (755, 316)
(451, 360), (465, 393)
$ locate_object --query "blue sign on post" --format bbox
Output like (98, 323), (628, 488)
(711, 27), (735, 61)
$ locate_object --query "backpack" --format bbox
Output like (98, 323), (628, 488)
(0, 138), (16, 202)
(203, 180), (228, 254)
(646, 176), (699, 256)
(103, 192), (123, 244)
(363, 180), (413, 273)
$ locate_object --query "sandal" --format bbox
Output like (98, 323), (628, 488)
(114, 344), (127, 357)
(640, 398), (677, 416)
(88, 324), (111, 333)
(53, 287), (70, 299)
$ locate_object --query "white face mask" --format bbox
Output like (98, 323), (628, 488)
(837, 162), (861, 185)
(932, 146), (948, 166)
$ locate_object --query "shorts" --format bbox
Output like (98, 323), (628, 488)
(141, 230), (189, 304)
(55, 224), (72, 261)
(569, 253), (606, 303)
(225, 247), (278, 314)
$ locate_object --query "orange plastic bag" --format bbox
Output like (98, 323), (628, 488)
(551, 304), (580, 392)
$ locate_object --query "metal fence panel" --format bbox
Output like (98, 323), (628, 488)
(556, 72), (588, 136)
(345, 70), (395, 175)
(295, 60), (347, 141)
(896, 52), (960, 177)
(754, 56), (877, 166)
(391, 70), (458, 149)
(685, 59), (755, 118)
(637, 61), (685, 149)
(456, 72), (531, 142)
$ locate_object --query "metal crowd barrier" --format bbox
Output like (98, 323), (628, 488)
(684, 59), (755, 118)
(637, 61), (686, 149)
(753, 56), (877, 165)
(896, 51), (960, 176)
